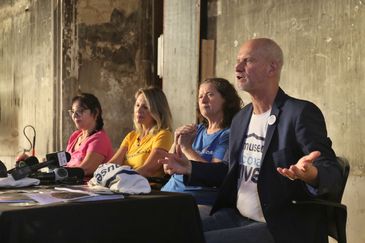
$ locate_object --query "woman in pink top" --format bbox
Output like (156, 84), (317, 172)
(66, 93), (113, 177)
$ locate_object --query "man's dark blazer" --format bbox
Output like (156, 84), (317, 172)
(186, 88), (343, 243)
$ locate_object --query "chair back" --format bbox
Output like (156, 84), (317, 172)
(336, 157), (350, 202)
(327, 156), (350, 243)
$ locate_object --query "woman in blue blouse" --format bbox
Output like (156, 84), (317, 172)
(162, 78), (242, 205)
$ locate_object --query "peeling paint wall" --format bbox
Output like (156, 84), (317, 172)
(0, 0), (155, 166)
(208, 0), (365, 242)
(62, 0), (154, 149)
(0, 0), (55, 168)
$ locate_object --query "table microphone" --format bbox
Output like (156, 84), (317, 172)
(32, 167), (85, 183)
(18, 156), (39, 168)
(7, 156), (39, 175)
(33, 167), (69, 182)
(11, 151), (71, 180)
(45, 151), (70, 169)
(64, 167), (85, 181)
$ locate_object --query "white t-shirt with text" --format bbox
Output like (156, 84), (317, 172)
(236, 109), (271, 222)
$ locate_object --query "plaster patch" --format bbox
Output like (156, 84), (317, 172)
(315, 53), (329, 59)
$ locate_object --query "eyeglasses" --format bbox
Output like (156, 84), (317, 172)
(68, 108), (89, 117)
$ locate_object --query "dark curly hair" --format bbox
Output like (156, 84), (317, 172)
(198, 78), (243, 128)
(71, 93), (104, 134)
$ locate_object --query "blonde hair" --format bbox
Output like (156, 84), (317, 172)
(133, 86), (172, 134)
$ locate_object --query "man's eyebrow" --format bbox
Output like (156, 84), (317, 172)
(237, 56), (249, 62)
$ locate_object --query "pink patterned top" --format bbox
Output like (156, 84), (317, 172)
(66, 130), (114, 170)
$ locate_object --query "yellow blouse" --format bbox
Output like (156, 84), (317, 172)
(120, 129), (173, 177)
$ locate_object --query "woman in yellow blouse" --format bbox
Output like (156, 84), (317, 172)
(108, 86), (173, 178)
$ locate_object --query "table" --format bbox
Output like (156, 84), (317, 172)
(0, 190), (205, 243)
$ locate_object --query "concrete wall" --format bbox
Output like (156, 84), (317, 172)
(62, 0), (154, 150)
(1, 0), (362, 241)
(163, 0), (201, 129)
(0, 0), (56, 168)
(208, 0), (364, 242)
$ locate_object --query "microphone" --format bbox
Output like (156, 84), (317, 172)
(31, 167), (84, 184)
(7, 156), (39, 175)
(11, 151), (71, 180)
(18, 156), (39, 168)
(34, 167), (69, 182)
(45, 151), (70, 169)
(65, 167), (85, 180)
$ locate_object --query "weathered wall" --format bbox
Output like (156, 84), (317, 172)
(163, 0), (201, 129)
(0, 0), (156, 166)
(0, 0), (56, 168)
(208, 0), (364, 242)
(62, 0), (154, 149)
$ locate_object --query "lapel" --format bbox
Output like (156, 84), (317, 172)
(224, 105), (253, 185)
(227, 104), (253, 180)
(261, 88), (287, 165)
(229, 105), (253, 168)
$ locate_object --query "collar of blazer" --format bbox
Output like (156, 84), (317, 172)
(229, 87), (289, 168)
(261, 87), (290, 167)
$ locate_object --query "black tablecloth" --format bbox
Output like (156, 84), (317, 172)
(0, 190), (205, 243)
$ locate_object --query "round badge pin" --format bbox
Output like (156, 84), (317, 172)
(268, 115), (276, 125)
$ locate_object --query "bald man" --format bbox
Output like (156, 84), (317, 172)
(160, 38), (343, 243)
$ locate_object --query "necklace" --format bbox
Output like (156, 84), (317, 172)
(137, 133), (149, 147)
(136, 137), (141, 146)
(137, 129), (152, 147)
(137, 136), (144, 146)
(76, 135), (87, 147)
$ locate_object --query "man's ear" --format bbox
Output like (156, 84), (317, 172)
(268, 61), (279, 76)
